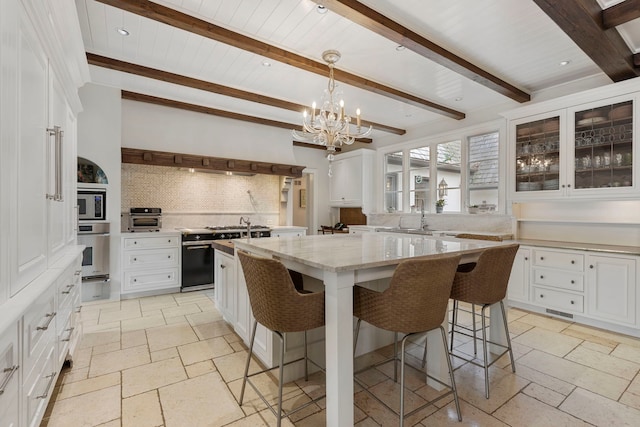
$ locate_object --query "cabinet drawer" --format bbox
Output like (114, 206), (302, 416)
(532, 268), (584, 292)
(123, 268), (179, 293)
(532, 249), (584, 271)
(532, 286), (584, 313)
(0, 324), (20, 427)
(123, 248), (179, 269)
(123, 236), (179, 249)
(23, 287), (56, 377)
(24, 344), (56, 427)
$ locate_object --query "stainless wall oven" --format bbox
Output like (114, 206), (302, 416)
(77, 222), (111, 301)
(77, 189), (106, 221)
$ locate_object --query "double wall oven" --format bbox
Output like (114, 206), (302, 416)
(178, 226), (271, 292)
(77, 222), (110, 301)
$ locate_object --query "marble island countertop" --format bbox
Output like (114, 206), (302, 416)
(233, 233), (507, 272)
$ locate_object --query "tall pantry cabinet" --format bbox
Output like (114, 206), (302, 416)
(0, 0), (89, 426)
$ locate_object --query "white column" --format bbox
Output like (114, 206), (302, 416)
(323, 269), (355, 426)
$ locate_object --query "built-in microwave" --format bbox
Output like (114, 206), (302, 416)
(78, 189), (106, 221)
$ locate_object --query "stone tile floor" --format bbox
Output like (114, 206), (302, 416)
(40, 290), (640, 426)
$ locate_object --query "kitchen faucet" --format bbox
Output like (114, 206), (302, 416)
(240, 216), (251, 239)
(418, 200), (428, 231)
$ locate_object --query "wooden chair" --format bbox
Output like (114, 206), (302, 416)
(447, 244), (519, 399)
(353, 255), (463, 426)
(237, 251), (325, 427)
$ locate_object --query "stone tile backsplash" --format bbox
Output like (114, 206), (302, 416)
(121, 164), (280, 227)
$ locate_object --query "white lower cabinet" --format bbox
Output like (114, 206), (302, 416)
(507, 245), (639, 334)
(121, 234), (181, 295)
(0, 322), (20, 427)
(507, 248), (530, 302)
(586, 254), (636, 325)
(214, 250), (236, 323)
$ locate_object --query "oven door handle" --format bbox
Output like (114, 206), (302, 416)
(186, 245), (210, 250)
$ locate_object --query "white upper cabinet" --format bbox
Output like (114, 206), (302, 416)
(329, 149), (375, 213)
(505, 81), (639, 202)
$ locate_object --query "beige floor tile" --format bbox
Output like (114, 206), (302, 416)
(192, 319), (235, 340)
(121, 314), (166, 332)
(140, 298), (177, 312)
(513, 327), (582, 357)
(580, 340), (615, 354)
(46, 385), (121, 427)
(522, 382), (565, 407)
(89, 345), (150, 377)
(121, 329), (147, 349)
(354, 386), (437, 427)
(611, 343), (640, 364)
(159, 372), (245, 427)
(140, 309), (163, 318)
(507, 308), (529, 322)
(493, 393), (590, 426)
(186, 309), (223, 326)
(162, 302), (202, 318)
(92, 341), (121, 356)
(59, 366), (89, 385)
(518, 350), (629, 400)
(196, 299), (217, 312)
(70, 347), (93, 370)
(514, 364), (575, 396)
(151, 346), (179, 362)
(122, 390), (163, 427)
(185, 359), (216, 378)
(99, 308), (142, 324)
(451, 363), (529, 413)
(79, 328), (120, 349)
(516, 313), (572, 332)
(560, 387), (640, 426)
(215, 351), (262, 383)
(421, 399), (508, 426)
(95, 420), (120, 427)
(146, 323), (199, 352)
(178, 336), (234, 365)
(565, 345), (640, 379)
(505, 319), (535, 337)
(82, 300), (121, 312)
(564, 324), (640, 348)
(57, 372), (120, 400)
(620, 387), (640, 411)
(122, 356), (187, 398)
(82, 321), (121, 334)
(164, 315), (189, 325)
(292, 409), (326, 427)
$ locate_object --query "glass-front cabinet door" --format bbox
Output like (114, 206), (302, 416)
(512, 111), (566, 198)
(569, 97), (634, 193)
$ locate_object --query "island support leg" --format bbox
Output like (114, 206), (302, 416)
(323, 270), (355, 427)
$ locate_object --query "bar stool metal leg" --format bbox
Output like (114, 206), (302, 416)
(239, 319), (258, 405)
(500, 301), (516, 373)
(481, 305), (490, 399)
(275, 331), (286, 427)
(440, 326), (462, 421)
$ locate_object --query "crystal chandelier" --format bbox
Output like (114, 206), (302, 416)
(292, 50), (372, 176)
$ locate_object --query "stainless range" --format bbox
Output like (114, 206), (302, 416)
(177, 225), (271, 292)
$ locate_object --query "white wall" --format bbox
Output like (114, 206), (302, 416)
(77, 83), (122, 299)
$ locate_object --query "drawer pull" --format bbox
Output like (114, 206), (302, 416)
(570, 280), (575, 284)
(168, 255), (171, 259)
(168, 239), (172, 243)
(540, 294), (544, 298)
(571, 260), (575, 264)
(540, 256), (544, 261)
(36, 372), (57, 399)
(133, 279), (137, 282)
(570, 300), (575, 305)
(134, 241), (138, 244)
(540, 275), (544, 279)
(524, 257), (528, 261)
(61, 327), (75, 342)
(0, 365), (19, 395)
(61, 284), (75, 294)
(168, 275), (171, 279)
(133, 257), (137, 262)
(220, 265), (226, 269)
(36, 312), (57, 331)
(590, 265), (594, 269)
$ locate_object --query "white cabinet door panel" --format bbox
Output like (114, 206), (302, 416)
(587, 255), (636, 325)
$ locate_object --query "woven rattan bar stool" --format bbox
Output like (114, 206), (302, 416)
(451, 233), (503, 356)
(446, 244), (519, 399)
(353, 255), (463, 426)
(237, 251), (325, 427)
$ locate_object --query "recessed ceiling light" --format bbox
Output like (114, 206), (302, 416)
(116, 27), (130, 36)
(396, 45), (406, 51)
(261, 60), (271, 67)
(560, 60), (571, 66)
(316, 5), (328, 14)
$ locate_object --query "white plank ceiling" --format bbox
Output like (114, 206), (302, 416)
(75, 0), (640, 140)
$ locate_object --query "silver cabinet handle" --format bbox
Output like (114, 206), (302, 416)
(61, 284), (75, 294)
(187, 245), (209, 250)
(61, 327), (75, 342)
(46, 126), (63, 201)
(220, 264), (226, 269)
(36, 312), (57, 331)
(0, 365), (19, 395)
(36, 372), (57, 399)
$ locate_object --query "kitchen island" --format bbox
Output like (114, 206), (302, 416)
(234, 232), (511, 426)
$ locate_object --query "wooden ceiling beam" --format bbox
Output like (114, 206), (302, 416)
(316, 0), (530, 103)
(121, 91), (371, 149)
(88, 53), (402, 136)
(533, 0), (640, 81)
(95, 0), (463, 120)
(601, 0), (640, 28)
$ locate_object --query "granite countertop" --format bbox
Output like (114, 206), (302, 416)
(514, 239), (640, 256)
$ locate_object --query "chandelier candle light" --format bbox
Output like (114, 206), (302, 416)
(292, 50), (372, 176)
